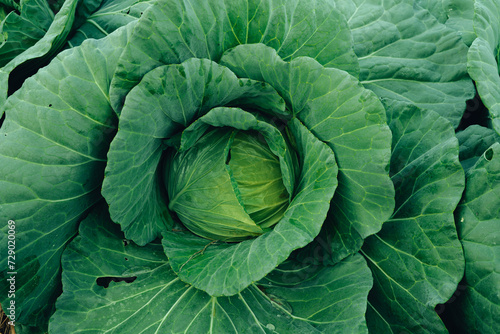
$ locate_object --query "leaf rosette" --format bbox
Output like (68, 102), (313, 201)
(101, 37), (395, 296)
(91, 0), (395, 300)
(0, 0), (395, 331)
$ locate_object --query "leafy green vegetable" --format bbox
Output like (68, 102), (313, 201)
(166, 118), (291, 241)
(2, 0), (500, 332)
(417, 0), (475, 46)
(0, 23), (131, 327)
(109, 0), (359, 113)
(102, 57), (291, 245)
(49, 205), (374, 333)
(0, 0), (151, 118)
(228, 130), (290, 228)
(337, 0), (475, 127)
(449, 143), (500, 333)
(220, 43), (395, 263)
(0, 0), (79, 107)
(66, 0), (154, 48)
(0, 0), (53, 67)
(162, 117), (338, 296)
(362, 101), (465, 333)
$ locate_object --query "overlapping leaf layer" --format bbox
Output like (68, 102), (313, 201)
(0, 0), (497, 333)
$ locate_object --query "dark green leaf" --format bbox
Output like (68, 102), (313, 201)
(362, 101), (465, 333)
(456, 125), (500, 172)
(0, 0), (54, 67)
(417, 0), (475, 46)
(50, 203), (372, 333)
(259, 254), (373, 333)
(337, 0), (475, 127)
(0, 0), (79, 108)
(66, 0), (153, 48)
(448, 143), (500, 333)
(0, 0), (20, 11)
(465, 0), (500, 135)
(109, 0), (357, 112)
(0, 24), (131, 327)
(468, 36), (500, 136)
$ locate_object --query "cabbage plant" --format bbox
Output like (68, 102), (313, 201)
(0, 0), (498, 333)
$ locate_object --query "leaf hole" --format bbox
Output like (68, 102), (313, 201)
(123, 239), (130, 246)
(484, 148), (494, 161)
(48, 104), (52, 107)
(96, 276), (137, 288)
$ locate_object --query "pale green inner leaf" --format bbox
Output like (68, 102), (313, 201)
(228, 131), (289, 229)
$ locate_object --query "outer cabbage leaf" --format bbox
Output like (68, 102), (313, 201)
(471, 0), (499, 49)
(0, 12), (46, 66)
(162, 117), (337, 296)
(469, 48), (500, 134)
(445, 0), (475, 46)
(468, 0), (500, 136)
(66, 0), (154, 48)
(0, 0), (20, 10)
(415, 0), (447, 22)
(16, 0), (54, 28)
(49, 204), (373, 333)
(258, 255), (373, 333)
(362, 101), (465, 333)
(337, 0), (475, 127)
(447, 143), (500, 333)
(109, 0), (358, 112)
(0, 24), (132, 328)
(221, 44), (394, 264)
(416, 0), (475, 46)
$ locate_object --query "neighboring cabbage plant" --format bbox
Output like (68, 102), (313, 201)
(0, 0), (153, 113)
